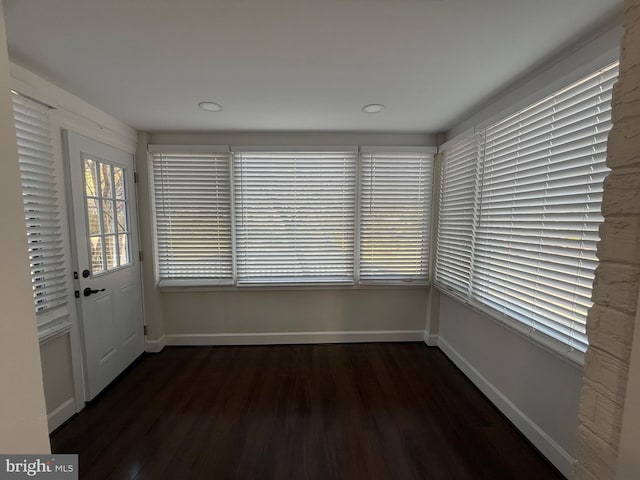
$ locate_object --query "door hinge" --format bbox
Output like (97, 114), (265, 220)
(139, 250), (143, 262)
(143, 325), (147, 335)
(134, 171), (138, 184)
(75, 290), (80, 298)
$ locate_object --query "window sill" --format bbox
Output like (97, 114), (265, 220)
(159, 282), (430, 293)
(38, 319), (72, 344)
(36, 305), (72, 344)
(434, 284), (585, 368)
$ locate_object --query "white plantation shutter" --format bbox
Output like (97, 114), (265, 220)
(12, 94), (68, 314)
(151, 149), (233, 284)
(435, 135), (482, 295)
(471, 63), (618, 352)
(233, 149), (357, 284)
(359, 148), (434, 283)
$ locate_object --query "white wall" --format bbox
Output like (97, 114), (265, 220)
(436, 294), (581, 477)
(136, 132), (165, 349)
(39, 335), (75, 432)
(161, 288), (428, 345)
(446, 22), (622, 142)
(149, 131), (436, 148)
(0, 2), (50, 453)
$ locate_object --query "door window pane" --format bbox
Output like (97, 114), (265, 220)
(87, 198), (101, 235)
(90, 236), (104, 273)
(102, 200), (115, 234)
(100, 163), (113, 198)
(113, 167), (125, 200)
(85, 159), (98, 197)
(105, 235), (118, 270)
(116, 200), (127, 232)
(118, 234), (129, 266)
(83, 156), (132, 273)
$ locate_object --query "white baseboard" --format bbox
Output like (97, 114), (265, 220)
(145, 335), (166, 353)
(424, 331), (439, 346)
(438, 337), (574, 478)
(47, 397), (76, 433)
(165, 330), (424, 346)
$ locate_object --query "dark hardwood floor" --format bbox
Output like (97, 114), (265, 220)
(51, 343), (564, 480)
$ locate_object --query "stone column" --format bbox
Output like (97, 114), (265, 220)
(573, 1), (640, 478)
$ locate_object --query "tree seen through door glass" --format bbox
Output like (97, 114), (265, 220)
(84, 157), (131, 274)
(84, 159), (97, 197)
(86, 198), (100, 235)
(90, 236), (104, 273)
(105, 235), (118, 270)
(118, 234), (129, 266)
(116, 201), (127, 232)
(114, 167), (125, 199)
(100, 163), (112, 198)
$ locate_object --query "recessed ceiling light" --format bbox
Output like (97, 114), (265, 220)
(198, 101), (223, 112)
(362, 104), (385, 113)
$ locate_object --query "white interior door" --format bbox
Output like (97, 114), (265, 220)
(64, 130), (144, 401)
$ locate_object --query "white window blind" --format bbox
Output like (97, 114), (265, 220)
(233, 150), (357, 284)
(434, 63), (617, 353)
(472, 64), (617, 352)
(12, 93), (68, 313)
(359, 148), (433, 283)
(151, 150), (233, 284)
(435, 135), (481, 295)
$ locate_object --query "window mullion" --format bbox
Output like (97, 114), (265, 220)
(229, 148), (238, 286)
(429, 152), (443, 285)
(468, 132), (486, 301)
(354, 146), (362, 285)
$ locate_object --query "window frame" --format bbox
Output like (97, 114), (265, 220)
(359, 146), (435, 285)
(233, 146), (358, 286)
(434, 62), (619, 363)
(149, 145), (234, 287)
(149, 145), (436, 289)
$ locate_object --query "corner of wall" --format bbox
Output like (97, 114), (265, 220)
(424, 287), (440, 346)
(135, 131), (165, 345)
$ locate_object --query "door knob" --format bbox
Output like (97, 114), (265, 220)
(83, 287), (105, 297)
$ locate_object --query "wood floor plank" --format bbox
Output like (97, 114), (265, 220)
(51, 343), (564, 479)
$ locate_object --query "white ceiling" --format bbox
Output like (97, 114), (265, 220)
(3, 0), (622, 133)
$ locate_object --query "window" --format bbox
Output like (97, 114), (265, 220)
(435, 63), (619, 353)
(83, 157), (131, 273)
(234, 149), (356, 284)
(151, 148), (233, 285)
(435, 135), (481, 295)
(151, 146), (433, 286)
(12, 93), (68, 317)
(360, 148), (434, 283)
